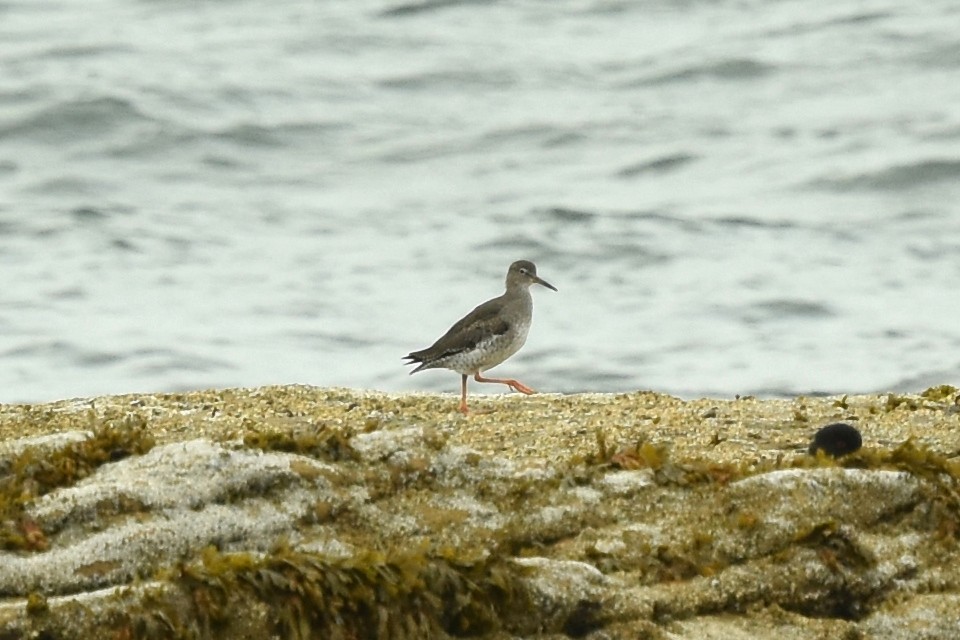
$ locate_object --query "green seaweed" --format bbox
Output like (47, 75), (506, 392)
(167, 545), (530, 640)
(585, 431), (750, 488)
(920, 385), (959, 403)
(883, 394), (920, 412)
(243, 424), (358, 462)
(25, 592), (49, 616)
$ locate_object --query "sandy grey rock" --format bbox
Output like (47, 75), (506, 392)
(1, 385), (959, 639)
(1, 439), (343, 595)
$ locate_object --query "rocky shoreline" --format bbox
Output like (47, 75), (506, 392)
(1, 385), (959, 639)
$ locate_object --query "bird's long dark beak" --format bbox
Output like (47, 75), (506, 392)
(534, 276), (558, 292)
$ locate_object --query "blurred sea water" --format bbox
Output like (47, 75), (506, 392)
(2, 0), (960, 403)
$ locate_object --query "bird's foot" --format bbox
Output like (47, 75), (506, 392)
(507, 380), (536, 395)
(473, 374), (536, 396)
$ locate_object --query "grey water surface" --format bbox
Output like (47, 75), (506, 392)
(2, 0), (960, 403)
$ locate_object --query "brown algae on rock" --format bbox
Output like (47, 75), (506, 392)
(0, 385), (959, 638)
(0, 415), (155, 552)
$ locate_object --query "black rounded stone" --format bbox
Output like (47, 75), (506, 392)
(808, 422), (863, 457)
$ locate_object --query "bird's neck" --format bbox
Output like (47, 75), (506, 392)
(504, 286), (533, 310)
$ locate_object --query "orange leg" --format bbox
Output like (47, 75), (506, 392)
(474, 373), (535, 395)
(459, 374), (470, 413)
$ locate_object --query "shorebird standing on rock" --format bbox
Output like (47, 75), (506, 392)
(403, 260), (557, 413)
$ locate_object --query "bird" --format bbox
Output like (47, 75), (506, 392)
(403, 260), (557, 413)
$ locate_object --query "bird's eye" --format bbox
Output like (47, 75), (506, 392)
(519, 268), (528, 274)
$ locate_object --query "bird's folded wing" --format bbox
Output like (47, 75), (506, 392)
(412, 297), (509, 361)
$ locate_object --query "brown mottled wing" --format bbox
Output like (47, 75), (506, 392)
(403, 295), (509, 372)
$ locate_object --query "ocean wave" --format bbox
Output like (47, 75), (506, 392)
(210, 121), (346, 147)
(636, 57), (776, 86)
(763, 10), (892, 38)
(535, 207), (596, 224)
(380, 0), (497, 18)
(710, 216), (800, 230)
(378, 68), (516, 91)
(811, 159), (960, 191)
(745, 299), (835, 319)
(0, 96), (152, 144)
(616, 153), (696, 178)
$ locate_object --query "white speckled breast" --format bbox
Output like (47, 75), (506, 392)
(446, 317), (531, 375)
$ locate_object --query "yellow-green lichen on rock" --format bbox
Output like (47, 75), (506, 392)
(1, 385), (960, 638)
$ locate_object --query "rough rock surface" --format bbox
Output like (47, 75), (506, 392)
(1, 385), (960, 639)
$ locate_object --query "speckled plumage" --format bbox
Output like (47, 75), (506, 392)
(403, 260), (556, 413)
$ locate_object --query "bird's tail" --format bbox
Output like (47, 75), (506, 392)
(402, 354), (429, 375)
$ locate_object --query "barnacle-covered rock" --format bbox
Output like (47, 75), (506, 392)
(1, 385), (959, 638)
